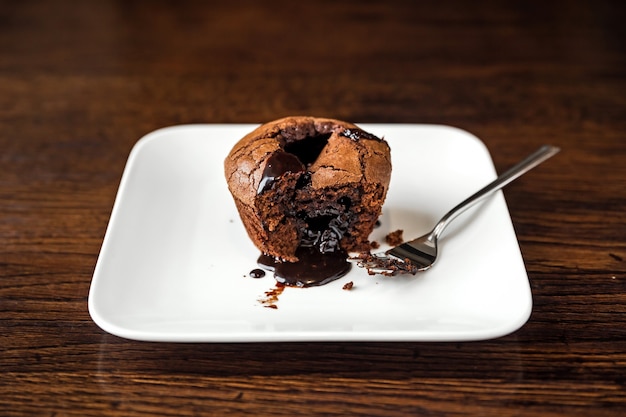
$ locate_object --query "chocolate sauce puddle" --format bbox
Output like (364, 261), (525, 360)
(249, 268), (266, 278)
(258, 247), (351, 288)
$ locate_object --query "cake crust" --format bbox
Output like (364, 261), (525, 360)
(224, 116), (391, 262)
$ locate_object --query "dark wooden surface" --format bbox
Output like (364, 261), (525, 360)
(1, 0), (625, 415)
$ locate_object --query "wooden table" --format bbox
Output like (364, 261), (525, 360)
(2, 0), (625, 415)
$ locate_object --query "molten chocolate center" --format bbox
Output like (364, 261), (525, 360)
(257, 151), (304, 194)
(256, 132), (359, 287)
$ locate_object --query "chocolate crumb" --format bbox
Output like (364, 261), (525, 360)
(258, 283), (285, 309)
(352, 252), (419, 276)
(385, 229), (404, 246)
(370, 241), (380, 249)
(342, 281), (354, 290)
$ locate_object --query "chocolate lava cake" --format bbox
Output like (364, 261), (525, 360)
(224, 116), (391, 286)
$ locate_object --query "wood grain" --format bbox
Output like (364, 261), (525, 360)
(1, 0), (625, 415)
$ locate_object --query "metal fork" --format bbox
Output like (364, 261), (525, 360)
(354, 145), (560, 276)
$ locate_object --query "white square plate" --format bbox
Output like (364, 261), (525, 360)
(88, 124), (532, 342)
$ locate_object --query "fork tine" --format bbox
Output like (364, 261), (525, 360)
(349, 253), (421, 276)
(387, 243), (436, 271)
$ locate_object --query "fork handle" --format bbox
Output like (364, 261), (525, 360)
(430, 145), (560, 240)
